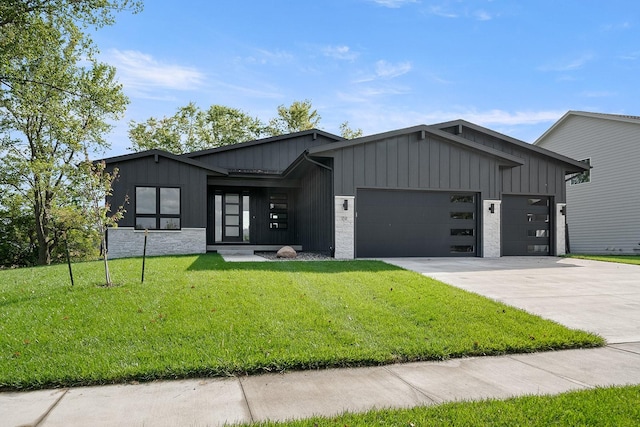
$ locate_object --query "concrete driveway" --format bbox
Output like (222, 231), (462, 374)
(382, 257), (640, 344)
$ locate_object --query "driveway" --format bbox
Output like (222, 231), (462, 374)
(382, 257), (640, 344)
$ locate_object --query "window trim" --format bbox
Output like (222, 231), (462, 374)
(135, 186), (181, 230)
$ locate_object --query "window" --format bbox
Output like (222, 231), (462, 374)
(569, 158), (590, 185)
(451, 229), (474, 236)
(450, 195), (475, 204)
(527, 213), (549, 223)
(450, 212), (474, 220)
(527, 244), (549, 254)
(269, 194), (288, 229)
(135, 186), (181, 230)
(451, 245), (474, 253)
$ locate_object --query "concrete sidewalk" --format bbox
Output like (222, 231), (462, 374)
(4, 344), (640, 427)
(4, 256), (640, 426)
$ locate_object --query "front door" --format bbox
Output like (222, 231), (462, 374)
(213, 192), (251, 243)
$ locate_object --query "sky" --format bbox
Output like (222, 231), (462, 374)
(92, 0), (640, 157)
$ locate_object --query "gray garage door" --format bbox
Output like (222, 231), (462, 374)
(356, 189), (478, 257)
(502, 196), (551, 256)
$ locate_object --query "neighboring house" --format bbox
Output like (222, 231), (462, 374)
(103, 120), (587, 259)
(535, 111), (640, 255)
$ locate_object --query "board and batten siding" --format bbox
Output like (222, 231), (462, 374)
(108, 155), (209, 229)
(294, 161), (334, 254)
(330, 132), (500, 198)
(536, 115), (640, 254)
(444, 126), (568, 202)
(190, 134), (337, 172)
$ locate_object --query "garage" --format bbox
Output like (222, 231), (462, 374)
(356, 189), (478, 257)
(502, 196), (552, 255)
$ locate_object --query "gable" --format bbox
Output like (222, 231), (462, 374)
(185, 130), (342, 173)
(309, 125), (524, 199)
(434, 120), (589, 174)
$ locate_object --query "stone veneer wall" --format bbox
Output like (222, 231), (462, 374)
(556, 203), (567, 256)
(107, 228), (207, 259)
(334, 196), (355, 259)
(482, 200), (501, 257)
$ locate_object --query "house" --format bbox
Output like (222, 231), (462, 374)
(534, 111), (640, 254)
(103, 120), (588, 259)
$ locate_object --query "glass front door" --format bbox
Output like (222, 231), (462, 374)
(215, 192), (250, 243)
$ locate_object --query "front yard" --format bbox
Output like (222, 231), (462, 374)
(0, 254), (603, 390)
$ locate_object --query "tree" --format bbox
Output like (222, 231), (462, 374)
(128, 103), (265, 154)
(1, 1), (142, 91)
(74, 159), (127, 286)
(0, 16), (129, 265)
(266, 99), (321, 136)
(339, 121), (363, 139)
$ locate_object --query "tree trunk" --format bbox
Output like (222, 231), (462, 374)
(34, 189), (52, 265)
(102, 235), (112, 286)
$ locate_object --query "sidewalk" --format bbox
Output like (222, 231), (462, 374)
(4, 343), (640, 426)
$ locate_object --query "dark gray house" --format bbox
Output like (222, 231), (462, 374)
(103, 120), (588, 259)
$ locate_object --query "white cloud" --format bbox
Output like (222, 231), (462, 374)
(375, 60), (412, 78)
(370, 0), (418, 8)
(538, 53), (594, 72)
(601, 21), (631, 32)
(474, 10), (492, 21)
(106, 49), (205, 94)
(344, 107), (565, 138)
(439, 109), (565, 126)
(580, 90), (617, 98)
(245, 49), (294, 65)
(619, 51), (640, 61)
(353, 60), (412, 83)
(322, 45), (359, 61)
(428, 5), (458, 18)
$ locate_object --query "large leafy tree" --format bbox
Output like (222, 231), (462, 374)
(266, 99), (321, 136)
(0, 2), (137, 265)
(129, 103), (265, 154)
(129, 99), (364, 155)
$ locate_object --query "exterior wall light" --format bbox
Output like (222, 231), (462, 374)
(343, 199), (349, 210)
(488, 203), (495, 213)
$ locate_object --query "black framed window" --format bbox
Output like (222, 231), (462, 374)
(269, 194), (288, 229)
(135, 186), (181, 230)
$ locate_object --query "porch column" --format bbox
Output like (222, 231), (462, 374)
(482, 200), (501, 257)
(334, 196), (355, 259)
(556, 203), (567, 256)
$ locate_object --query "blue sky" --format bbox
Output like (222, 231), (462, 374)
(94, 0), (640, 156)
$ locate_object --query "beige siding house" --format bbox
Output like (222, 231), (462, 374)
(535, 111), (640, 254)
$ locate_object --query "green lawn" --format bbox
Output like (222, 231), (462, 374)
(244, 385), (640, 426)
(567, 254), (640, 266)
(0, 254), (603, 390)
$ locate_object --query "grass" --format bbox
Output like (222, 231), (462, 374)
(0, 254), (603, 390)
(566, 254), (640, 266)
(243, 385), (640, 426)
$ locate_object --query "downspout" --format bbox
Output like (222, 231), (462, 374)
(303, 151), (335, 257)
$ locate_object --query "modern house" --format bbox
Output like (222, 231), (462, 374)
(535, 111), (640, 254)
(103, 120), (588, 259)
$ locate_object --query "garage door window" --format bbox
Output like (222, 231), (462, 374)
(451, 212), (474, 220)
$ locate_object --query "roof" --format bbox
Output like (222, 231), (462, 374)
(432, 119), (590, 172)
(183, 129), (344, 159)
(534, 111), (640, 145)
(101, 149), (229, 176)
(309, 124), (526, 167)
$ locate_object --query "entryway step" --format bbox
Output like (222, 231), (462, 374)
(217, 249), (255, 256)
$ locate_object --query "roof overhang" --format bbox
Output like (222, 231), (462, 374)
(101, 149), (229, 176)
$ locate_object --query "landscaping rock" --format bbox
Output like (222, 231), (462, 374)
(276, 246), (297, 259)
